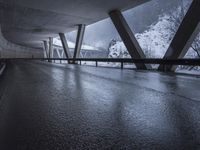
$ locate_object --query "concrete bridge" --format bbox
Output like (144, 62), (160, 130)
(0, 0), (200, 149)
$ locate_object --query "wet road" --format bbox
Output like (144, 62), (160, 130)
(0, 60), (200, 150)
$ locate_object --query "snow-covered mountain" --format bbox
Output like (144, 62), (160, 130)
(135, 14), (174, 58)
(108, 14), (173, 59)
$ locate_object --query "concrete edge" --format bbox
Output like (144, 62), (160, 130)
(0, 63), (6, 76)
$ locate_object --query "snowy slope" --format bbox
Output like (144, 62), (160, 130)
(108, 40), (130, 58)
(136, 14), (174, 58)
(108, 14), (178, 59)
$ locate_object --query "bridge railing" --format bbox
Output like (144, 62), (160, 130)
(0, 58), (200, 69)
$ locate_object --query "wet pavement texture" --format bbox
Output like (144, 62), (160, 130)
(0, 60), (200, 150)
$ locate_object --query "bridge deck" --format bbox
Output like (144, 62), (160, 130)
(0, 61), (200, 149)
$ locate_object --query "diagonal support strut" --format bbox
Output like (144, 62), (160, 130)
(73, 24), (86, 62)
(109, 10), (152, 70)
(59, 33), (71, 63)
(158, 0), (200, 72)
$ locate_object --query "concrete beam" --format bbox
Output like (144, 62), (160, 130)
(158, 0), (200, 72)
(43, 41), (49, 59)
(49, 37), (53, 62)
(73, 24), (86, 60)
(109, 10), (152, 70)
(59, 33), (71, 63)
(1, 0), (151, 49)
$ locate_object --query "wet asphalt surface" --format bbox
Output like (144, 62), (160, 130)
(0, 60), (200, 150)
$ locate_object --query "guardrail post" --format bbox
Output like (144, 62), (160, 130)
(164, 64), (166, 72)
(121, 62), (123, 69)
(96, 61), (98, 67)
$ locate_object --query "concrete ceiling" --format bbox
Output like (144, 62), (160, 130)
(0, 0), (149, 49)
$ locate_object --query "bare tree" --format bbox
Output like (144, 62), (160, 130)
(167, 0), (186, 39)
(191, 33), (200, 58)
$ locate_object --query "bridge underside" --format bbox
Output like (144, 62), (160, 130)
(0, 0), (148, 49)
(0, 61), (200, 149)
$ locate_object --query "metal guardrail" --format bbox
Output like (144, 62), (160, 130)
(0, 58), (200, 70)
(1, 58), (200, 64)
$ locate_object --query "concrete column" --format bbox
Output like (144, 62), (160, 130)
(56, 48), (61, 58)
(59, 33), (71, 63)
(61, 51), (64, 58)
(49, 37), (53, 62)
(73, 24), (86, 60)
(52, 48), (55, 58)
(43, 41), (49, 59)
(43, 48), (46, 58)
(109, 10), (152, 70)
(158, 0), (200, 72)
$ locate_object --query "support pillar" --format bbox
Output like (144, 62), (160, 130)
(109, 10), (152, 70)
(56, 48), (61, 58)
(43, 41), (49, 59)
(59, 33), (71, 63)
(49, 37), (53, 62)
(73, 24), (85, 62)
(158, 0), (200, 72)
